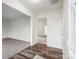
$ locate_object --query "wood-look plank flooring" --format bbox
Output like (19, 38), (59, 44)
(9, 43), (63, 59)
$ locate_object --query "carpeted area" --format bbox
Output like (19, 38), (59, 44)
(2, 38), (30, 59)
(9, 43), (63, 59)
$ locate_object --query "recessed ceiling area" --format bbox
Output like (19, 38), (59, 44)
(18, 0), (62, 14)
(2, 3), (30, 20)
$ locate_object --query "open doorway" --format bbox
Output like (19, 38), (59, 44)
(37, 18), (47, 44)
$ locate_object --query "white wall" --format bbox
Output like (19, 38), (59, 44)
(2, 17), (31, 42)
(2, 19), (10, 38)
(62, 0), (70, 59)
(2, 0), (37, 45)
(67, 0), (76, 59)
(36, 9), (63, 49)
(31, 15), (37, 45)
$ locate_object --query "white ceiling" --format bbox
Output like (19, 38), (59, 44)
(2, 3), (30, 20)
(18, 0), (62, 14)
